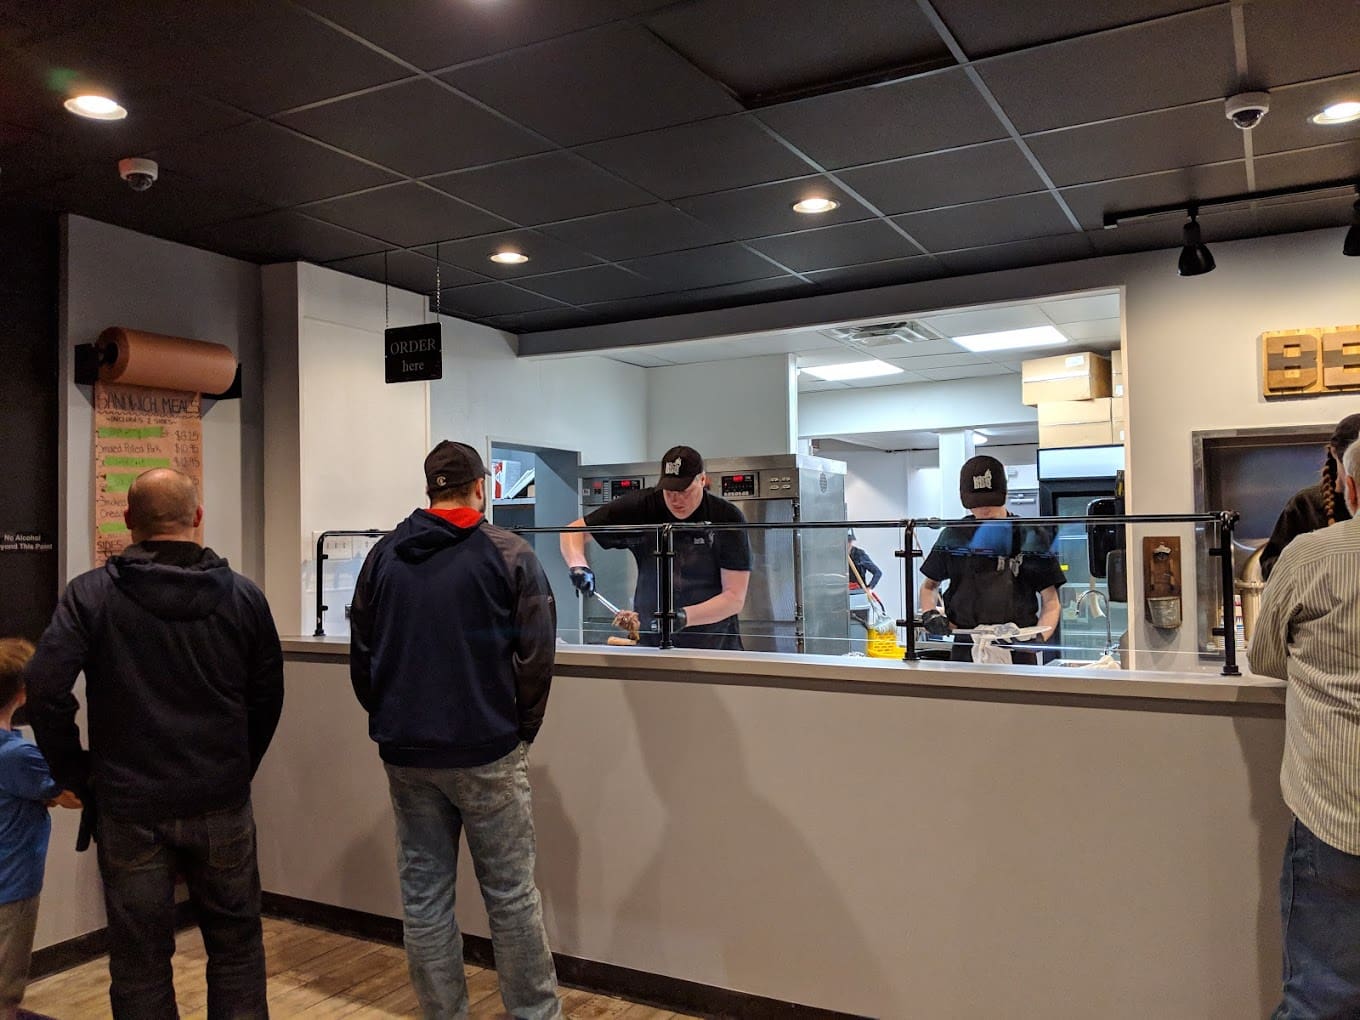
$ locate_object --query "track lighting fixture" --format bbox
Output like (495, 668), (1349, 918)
(1104, 177), (1360, 270)
(1177, 210), (1215, 277)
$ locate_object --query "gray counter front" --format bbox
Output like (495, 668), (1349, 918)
(262, 640), (1288, 1018)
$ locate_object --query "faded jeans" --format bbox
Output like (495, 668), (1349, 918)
(1274, 816), (1360, 1019)
(385, 744), (561, 1020)
(97, 799), (267, 1020)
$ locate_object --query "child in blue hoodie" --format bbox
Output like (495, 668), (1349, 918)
(0, 638), (80, 1020)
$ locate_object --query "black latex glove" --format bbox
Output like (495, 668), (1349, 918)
(921, 609), (951, 636)
(569, 566), (595, 596)
(674, 607), (688, 631)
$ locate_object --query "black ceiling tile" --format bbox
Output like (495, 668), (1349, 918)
(305, 183), (506, 248)
(890, 192), (1077, 252)
(539, 204), (727, 261)
(1254, 141), (1360, 194)
(576, 115), (813, 200)
(26, 166), (267, 237)
(278, 79), (548, 178)
(0, 0), (106, 46)
(438, 282), (563, 318)
(836, 140), (1045, 215)
(514, 265), (666, 305)
(1059, 161), (1248, 229)
(931, 0), (1220, 58)
(186, 211), (386, 264)
(1086, 205), (1267, 255)
(805, 255), (946, 289)
(0, 127), (85, 192)
(620, 243), (785, 290)
(1252, 194), (1357, 235)
(38, 1), (408, 118)
(746, 220), (919, 273)
(443, 23), (740, 146)
(584, 276), (817, 322)
(413, 229), (600, 278)
(426, 152), (651, 225)
(646, 0), (950, 103)
(324, 250), (486, 293)
(295, 0), (672, 71)
(1025, 103), (1245, 187)
(757, 68), (1007, 169)
(1251, 74), (1360, 156)
(1244, 0), (1360, 88)
(675, 176), (876, 240)
(935, 233), (1093, 274)
(483, 308), (602, 334)
(977, 7), (1237, 134)
(151, 120), (398, 207)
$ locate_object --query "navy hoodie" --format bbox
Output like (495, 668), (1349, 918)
(25, 542), (284, 824)
(349, 509), (556, 768)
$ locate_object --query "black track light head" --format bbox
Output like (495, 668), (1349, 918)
(1177, 211), (1216, 276)
(1344, 197), (1360, 257)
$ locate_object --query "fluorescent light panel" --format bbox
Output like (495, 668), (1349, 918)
(951, 325), (1069, 353)
(801, 360), (904, 381)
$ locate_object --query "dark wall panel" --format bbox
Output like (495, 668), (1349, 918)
(0, 208), (59, 641)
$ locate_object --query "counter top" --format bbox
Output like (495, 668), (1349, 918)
(282, 636), (1284, 709)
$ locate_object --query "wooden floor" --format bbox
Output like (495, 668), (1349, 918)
(22, 917), (695, 1019)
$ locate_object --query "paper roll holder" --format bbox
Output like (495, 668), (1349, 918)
(74, 340), (241, 400)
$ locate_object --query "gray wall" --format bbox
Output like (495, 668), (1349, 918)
(257, 656), (1288, 1019)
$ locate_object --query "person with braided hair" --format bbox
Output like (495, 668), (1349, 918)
(1260, 413), (1360, 580)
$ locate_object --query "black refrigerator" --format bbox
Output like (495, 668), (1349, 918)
(1038, 445), (1127, 660)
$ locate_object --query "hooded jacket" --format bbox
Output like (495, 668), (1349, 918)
(349, 509), (556, 769)
(24, 542), (284, 824)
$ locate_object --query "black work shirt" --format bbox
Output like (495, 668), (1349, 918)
(921, 515), (1065, 630)
(585, 489), (752, 649)
(1259, 482), (1351, 580)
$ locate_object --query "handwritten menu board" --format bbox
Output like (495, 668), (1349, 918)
(93, 381), (203, 566)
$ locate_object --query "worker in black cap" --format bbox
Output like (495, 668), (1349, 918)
(918, 455), (1064, 664)
(560, 445), (752, 650)
(1259, 413), (1360, 580)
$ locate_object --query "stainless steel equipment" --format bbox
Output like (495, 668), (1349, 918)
(577, 454), (849, 653)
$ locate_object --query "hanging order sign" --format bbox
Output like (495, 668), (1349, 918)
(93, 381), (204, 566)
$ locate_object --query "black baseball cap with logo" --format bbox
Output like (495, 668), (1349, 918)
(959, 454), (1007, 509)
(424, 440), (490, 491)
(657, 445), (705, 491)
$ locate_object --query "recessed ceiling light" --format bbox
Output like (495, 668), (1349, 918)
(792, 197), (839, 214)
(1312, 101), (1360, 125)
(489, 250), (529, 265)
(952, 325), (1069, 353)
(63, 95), (127, 120)
(801, 360), (903, 382)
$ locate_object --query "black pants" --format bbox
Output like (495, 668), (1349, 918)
(96, 799), (267, 1020)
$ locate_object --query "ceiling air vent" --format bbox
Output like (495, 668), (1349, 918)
(823, 320), (943, 352)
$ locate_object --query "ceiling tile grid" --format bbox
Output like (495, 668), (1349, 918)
(1, 0), (1356, 332)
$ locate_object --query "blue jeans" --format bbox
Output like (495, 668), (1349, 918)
(1275, 817), (1360, 1019)
(96, 798), (266, 1019)
(385, 744), (561, 1020)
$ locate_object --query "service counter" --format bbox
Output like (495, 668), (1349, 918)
(260, 638), (1288, 1018)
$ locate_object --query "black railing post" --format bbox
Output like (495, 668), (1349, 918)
(657, 524), (677, 649)
(899, 520), (919, 661)
(314, 532), (329, 636)
(1211, 511), (1242, 676)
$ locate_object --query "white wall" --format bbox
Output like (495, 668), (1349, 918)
(794, 373), (1034, 442)
(838, 449), (910, 620)
(646, 354), (796, 460)
(51, 215), (263, 951)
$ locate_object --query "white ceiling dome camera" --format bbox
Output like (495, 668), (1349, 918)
(117, 157), (159, 192)
(1225, 91), (1271, 130)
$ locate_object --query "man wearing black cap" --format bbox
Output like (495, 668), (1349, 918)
(560, 445), (752, 650)
(1259, 413), (1360, 580)
(350, 440), (562, 1019)
(918, 455), (1064, 664)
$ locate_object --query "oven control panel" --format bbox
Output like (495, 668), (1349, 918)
(610, 477), (644, 500)
(720, 472), (758, 498)
(581, 476), (648, 506)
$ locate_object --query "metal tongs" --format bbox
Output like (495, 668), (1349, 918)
(590, 590), (640, 643)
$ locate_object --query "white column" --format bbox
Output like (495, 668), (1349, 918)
(937, 429), (977, 519)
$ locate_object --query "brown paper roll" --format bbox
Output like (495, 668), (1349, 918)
(96, 327), (238, 394)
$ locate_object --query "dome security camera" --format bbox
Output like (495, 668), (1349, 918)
(1225, 92), (1271, 130)
(117, 157), (159, 192)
